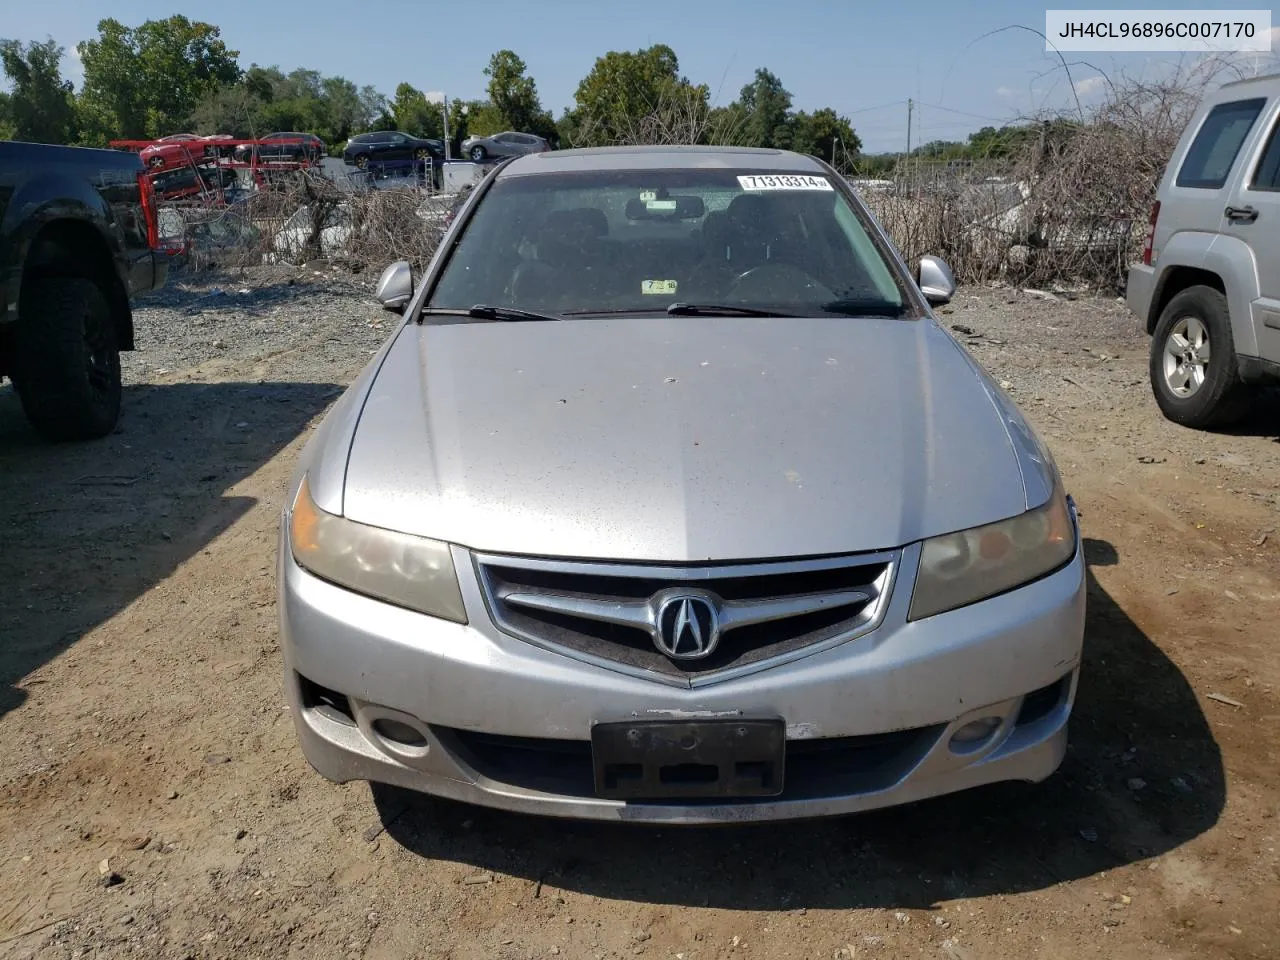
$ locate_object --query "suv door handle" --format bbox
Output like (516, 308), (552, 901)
(1225, 205), (1258, 223)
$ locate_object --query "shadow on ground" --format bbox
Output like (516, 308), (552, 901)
(1219, 387), (1280, 441)
(0, 379), (341, 718)
(373, 537), (1225, 908)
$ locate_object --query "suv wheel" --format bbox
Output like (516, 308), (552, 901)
(11, 277), (122, 442)
(1149, 285), (1253, 429)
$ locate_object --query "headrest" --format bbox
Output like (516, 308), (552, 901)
(726, 192), (772, 228)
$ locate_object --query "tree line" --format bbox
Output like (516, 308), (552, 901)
(1, 16), (873, 162)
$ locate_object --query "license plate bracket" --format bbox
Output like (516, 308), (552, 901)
(591, 718), (785, 800)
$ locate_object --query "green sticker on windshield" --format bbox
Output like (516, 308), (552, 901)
(642, 279), (678, 295)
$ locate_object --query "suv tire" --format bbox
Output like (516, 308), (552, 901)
(11, 277), (122, 441)
(1149, 285), (1253, 429)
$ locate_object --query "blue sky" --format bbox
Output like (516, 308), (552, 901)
(3, 0), (1277, 151)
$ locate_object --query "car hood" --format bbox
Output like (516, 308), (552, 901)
(341, 315), (1039, 562)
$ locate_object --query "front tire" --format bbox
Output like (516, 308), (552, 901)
(1149, 285), (1254, 429)
(352, 154), (369, 169)
(11, 277), (122, 442)
(469, 145), (487, 162)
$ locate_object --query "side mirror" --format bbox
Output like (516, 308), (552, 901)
(375, 260), (414, 313)
(917, 255), (956, 307)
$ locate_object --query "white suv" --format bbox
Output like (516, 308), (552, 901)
(1127, 74), (1280, 428)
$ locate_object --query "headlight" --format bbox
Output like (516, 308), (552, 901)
(907, 481), (1076, 621)
(287, 475), (467, 623)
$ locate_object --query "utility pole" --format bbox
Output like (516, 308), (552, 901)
(442, 94), (450, 162)
(906, 98), (913, 157)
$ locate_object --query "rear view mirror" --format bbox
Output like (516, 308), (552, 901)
(917, 255), (956, 306)
(375, 260), (414, 313)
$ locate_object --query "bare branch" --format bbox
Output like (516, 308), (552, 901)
(860, 64), (1227, 292)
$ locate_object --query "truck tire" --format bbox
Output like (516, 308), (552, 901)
(1149, 285), (1253, 429)
(11, 277), (122, 441)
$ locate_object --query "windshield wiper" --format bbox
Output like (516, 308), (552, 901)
(665, 302), (794, 317)
(819, 299), (909, 318)
(421, 305), (564, 323)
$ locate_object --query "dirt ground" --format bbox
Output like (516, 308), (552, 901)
(2, 272), (1278, 960)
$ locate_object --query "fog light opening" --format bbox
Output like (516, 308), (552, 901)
(372, 718), (428, 749)
(949, 716), (1002, 755)
(298, 674), (356, 728)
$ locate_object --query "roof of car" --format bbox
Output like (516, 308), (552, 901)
(497, 144), (828, 177)
(1217, 72), (1280, 91)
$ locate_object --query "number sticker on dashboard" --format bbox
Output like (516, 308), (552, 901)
(642, 279), (678, 295)
(737, 174), (833, 191)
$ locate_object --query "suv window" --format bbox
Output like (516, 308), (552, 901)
(1176, 97), (1267, 189)
(1251, 116), (1280, 191)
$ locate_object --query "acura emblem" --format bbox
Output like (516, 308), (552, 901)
(651, 590), (720, 660)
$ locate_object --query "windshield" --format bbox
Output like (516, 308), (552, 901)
(425, 168), (915, 318)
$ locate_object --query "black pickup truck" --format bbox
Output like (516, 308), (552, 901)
(0, 141), (168, 441)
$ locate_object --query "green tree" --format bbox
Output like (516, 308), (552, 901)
(77, 16), (239, 142)
(912, 138), (965, 160)
(0, 37), (78, 143)
(464, 100), (505, 138)
(568, 44), (709, 146)
(76, 19), (143, 142)
(737, 68), (792, 148)
(190, 80), (263, 137)
(703, 103), (748, 145)
(320, 76), (365, 143)
(0, 92), (13, 140)
(191, 64), (386, 146)
(966, 124), (1042, 159)
(250, 67), (321, 134)
(358, 85), (388, 130)
(391, 82), (443, 138)
(790, 107), (860, 166)
(555, 105), (581, 147)
(483, 49), (555, 140)
(429, 98), (504, 156)
(855, 153), (898, 177)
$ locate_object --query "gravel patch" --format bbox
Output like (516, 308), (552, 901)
(124, 264), (396, 383)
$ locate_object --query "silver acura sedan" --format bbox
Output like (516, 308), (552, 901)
(278, 145), (1085, 824)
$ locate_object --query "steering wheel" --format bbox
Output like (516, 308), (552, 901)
(727, 262), (834, 302)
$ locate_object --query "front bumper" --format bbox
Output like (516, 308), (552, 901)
(278, 522), (1086, 824)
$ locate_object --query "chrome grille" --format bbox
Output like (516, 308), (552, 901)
(472, 551), (898, 687)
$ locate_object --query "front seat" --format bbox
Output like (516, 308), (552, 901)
(510, 207), (610, 308)
(722, 193), (783, 275)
